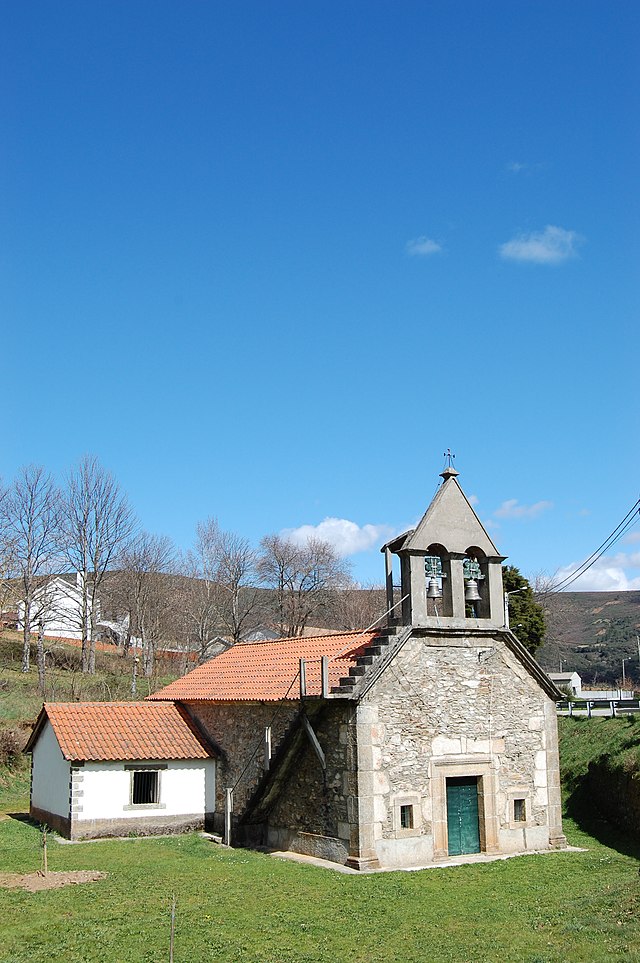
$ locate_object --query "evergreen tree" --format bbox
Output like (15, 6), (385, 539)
(503, 565), (546, 655)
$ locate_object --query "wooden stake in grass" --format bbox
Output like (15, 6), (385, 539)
(41, 825), (48, 876)
(169, 893), (176, 963)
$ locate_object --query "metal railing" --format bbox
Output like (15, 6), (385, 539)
(556, 698), (640, 718)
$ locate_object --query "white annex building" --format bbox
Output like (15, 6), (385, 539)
(25, 702), (216, 838)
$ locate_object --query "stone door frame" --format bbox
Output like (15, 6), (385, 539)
(431, 755), (500, 860)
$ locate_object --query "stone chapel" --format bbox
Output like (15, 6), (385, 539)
(27, 466), (566, 868)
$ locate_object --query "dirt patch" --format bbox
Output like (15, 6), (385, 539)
(0, 870), (106, 891)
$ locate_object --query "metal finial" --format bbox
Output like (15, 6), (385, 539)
(440, 448), (459, 481)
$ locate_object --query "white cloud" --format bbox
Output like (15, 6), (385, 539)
(553, 551), (640, 591)
(505, 161), (545, 175)
(468, 494), (479, 507)
(623, 531), (640, 544)
(494, 499), (553, 520)
(499, 225), (582, 264)
(281, 518), (395, 557)
(406, 236), (442, 257)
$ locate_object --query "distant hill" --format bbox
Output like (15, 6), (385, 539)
(536, 590), (640, 687)
(18, 573), (639, 688)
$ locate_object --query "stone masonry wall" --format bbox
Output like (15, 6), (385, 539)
(358, 631), (563, 865)
(190, 699), (360, 863)
(267, 703), (357, 861)
(185, 633), (564, 868)
(188, 701), (298, 818)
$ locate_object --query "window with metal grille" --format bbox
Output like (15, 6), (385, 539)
(513, 798), (526, 822)
(400, 804), (414, 830)
(132, 769), (159, 805)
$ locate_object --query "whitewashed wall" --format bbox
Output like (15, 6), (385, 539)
(40, 587), (85, 639)
(77, 759), (216, 821)
(17, 578), (97, 640)
(31, 720), (70, 817)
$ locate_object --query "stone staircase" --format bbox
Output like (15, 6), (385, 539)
(331, 624), (409, 695)
(237, 702), (324, 843)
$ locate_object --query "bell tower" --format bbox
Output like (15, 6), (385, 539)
(382, 465), (506, 628)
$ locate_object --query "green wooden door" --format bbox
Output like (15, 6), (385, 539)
(446, 777), (481, 856)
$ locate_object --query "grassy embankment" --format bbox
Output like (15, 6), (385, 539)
(558, 714), (640, 845)
(0, 635), (639, 962)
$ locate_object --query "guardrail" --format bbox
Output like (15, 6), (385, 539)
(556, 699), (640, 718)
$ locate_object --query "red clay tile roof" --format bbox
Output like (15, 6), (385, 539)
(26, 702), (215, 762)
(148, 630), (382, 703)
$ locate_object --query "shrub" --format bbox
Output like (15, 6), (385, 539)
(0, 726), (27, 768)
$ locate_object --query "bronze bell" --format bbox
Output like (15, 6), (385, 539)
(426, 577), (442, 599)
(464, 578), (481, 602)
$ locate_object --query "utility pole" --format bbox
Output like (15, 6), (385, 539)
(504, 587), (527, 628)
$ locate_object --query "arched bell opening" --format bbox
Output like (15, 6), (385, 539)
(463, 547), (490, 619)
(425, 543), (452, 617)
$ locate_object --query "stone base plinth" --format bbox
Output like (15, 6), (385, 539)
(345, 854), (381, 871)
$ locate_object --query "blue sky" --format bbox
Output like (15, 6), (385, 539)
(2, 1), (638, 589)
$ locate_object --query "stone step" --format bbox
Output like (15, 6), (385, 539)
(355, 655), (375, 666)
(338, 675), (357, 688)
(348, 665), (367, 677)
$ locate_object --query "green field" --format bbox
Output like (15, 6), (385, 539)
(1, 635), (639, 962)
(0, 800), (638, 963)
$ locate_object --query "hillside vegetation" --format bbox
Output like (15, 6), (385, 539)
(537, 591), (640, 686)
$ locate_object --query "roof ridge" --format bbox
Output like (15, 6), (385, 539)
(148, 627), (384, 703)
(28, 700), (216, 761)
(237, 628), (376, 647)
(44, 700), (165, 709)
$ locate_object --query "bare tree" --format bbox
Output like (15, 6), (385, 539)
(214, 528), (262, 644)
(32, 577), (60, 695)
(332, 583), (387, 631)
(1, 466), (60, 672)
(117, 531), (176, 677)
(183, 519), (263, 660)
(60, 456), (135, 673)
(183, 520), (224, 662)
(0, 493), (18, 626)
(258, 534), (351, 637)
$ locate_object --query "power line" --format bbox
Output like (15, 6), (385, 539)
(541, 497), (640, 595)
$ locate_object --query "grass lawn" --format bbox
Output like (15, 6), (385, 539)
(0, 781), (638, 963)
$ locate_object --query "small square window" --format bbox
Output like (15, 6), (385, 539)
(400, 804), (414, 830)
(513, 798), (526, 822)
(132, 769), (159, 805)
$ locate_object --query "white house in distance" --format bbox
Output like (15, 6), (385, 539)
(25, 702), (217, 839)
(548, 671), (582, 697)
(17, 574), (97, 641)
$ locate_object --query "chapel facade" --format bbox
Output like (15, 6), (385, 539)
(150, 466), (566, 869)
